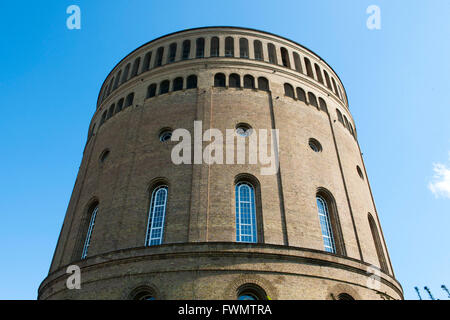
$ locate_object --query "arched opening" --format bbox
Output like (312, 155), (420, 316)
(296, 87), (306, 103)
(257, 77), (269, 91)
(210, 37), (219, 57)
(131, 57), (141, 77)
(314, 63), (324, 84)
(293, 52), (302, 73)
(196, 37), (205, 58)
(284, 83), (295, 98)
(239, 38), (249, 58)
(336, 109), (344, 124)
(318, 97), (328, 112)
(308, 92), (318, 108)
(237, 284), (267, 300)
(254, 40), (263, 60)
(147, 84), (157, 98)
(159, 80), (170, 94)
(145, 185), (168, 246)
(142, 51), (152, 72)
(304, 57), (314, 78)
(116, 98), (124, 113)
(280, 47), (290, 68)
(323, 70), (332, 89)
(125, 92), (134, 107)
(338, 293), (355, 300)
(107, 104), (115, 119)
(80, 202), (99, 259)
(243, 75), (255, 89)
(182, 40), (191, 60)
(229, 73), (240, 88)
(121, 63), (130, 84)
(368, 213), (389, 272)
(268, 43), (277, 64)
(113, 71), (121, 90)
(154, 47), (164, 67)
(225, 37), (234, 57)
(173, 77), (183, 91)
(186, 75), (197, 89)
(168, 43), (177, 63)
(214, 73), (226, 87)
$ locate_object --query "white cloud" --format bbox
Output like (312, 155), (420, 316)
(428, 155), (450, 199)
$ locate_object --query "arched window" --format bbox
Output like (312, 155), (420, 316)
(125, 92), (134, 107)
(229, 73), (240, 88)
(268, 43), (277, 64)
(336, 109), (344, 124)
(323, 70), (332, 89)
(196, 38), (205, 58)
(293, 52), (302, 73)
(343, 115), (349, 129)
(210, 37), (219, 57)
(168, 43), (177, 63)
(131, 57), (141, 78)
(107, 104), (115, 119)
(113, 70), (121, 90)
(145, 185), (168, 246)
(237, 284), (267, 300)
(296, 87), (306, 103)
(316, 190), (345, 255)
(173, 77), (183, 91)
(182, 40), (190, 60)
(257, 77), (269, 91)
(142, 52), (152, 73)
(81, 204), (98, 259)
(147, 84), (157, 98)
(348, 123), (355, 136)
(280, 47), (290, 68)
(318, 97), (328, 112)
(368, 213), (389, 272)
(338, 293), (355, 300)
(332, 77), (339, 96)
(106, 78), (113, 96)
(308, 92), (318, 108)
(239, 38), (249, 58)
(235, 182), (257, 243)
(225, 37), (234, 57)
(214, 73), (226, 87)
(121, 63), (130, 84)
(154, 47), (164, 67)
(159, 80), (170, 94)
(304, 57), (314, 78)
(100, 111), (107, 126)
(316, 195), (336, 253)
(116, 98), (124, 113)
(314, 63), (324, 84)
(254, 40), (263, 60)
(338, 86), (343, 100)
(284, 83), (295, 98)
(130, 286), (158, 300)
(243, 75), (255, 89)
(186, 75), (197, 89)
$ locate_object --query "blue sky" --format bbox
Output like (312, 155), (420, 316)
(0, 0), (449, 300)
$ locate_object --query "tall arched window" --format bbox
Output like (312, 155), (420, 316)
(332, 77), (339, 96)
(368, 213), (388, 272)
(284, 83), (295, 98)
(106, 78), (114, 96)
(113, 70), (121, 90)
(257, 77), (269, 91)
(323, 70), (332, 89)
(316, 190), (345, 255)
(154, 47), (164, 67)
(173, 77), (183, 91)
(229, 73), (240, 88)
(131, 57), (141, 77)
(316, 196), (336, 253)
(186, 75), (197, 89)
(280, 47), (290, 68)
(225, 37), (234, 57)
(182, 40), (190, 60)
(159, 80), (170, 94)
(142, 52), (152, 73)
(318, 97), (328, 112)
(196, 38), (205, 58)
(116, 98), (124, 113)
(168, 43), (177, 63)
(214, 73), (226, 87)
(314, 63), (324, 84)
(121, 63), (131, 84)
(145, 186), (168, 246)
(293, 52), (302, 73)
(107, 104), (115, 119)
(100, 111), (107, 126)
(336, 109), (344, 124)
(268, 43), (277, 64)
(210, 37), (219, 57)
(308, 92), (318, 108)
(243, 75), (255, 89)
(239, 38), (249, 58)
(81, 204), (98, 259)
(254, 40), (263, 60)
(235, 182), (257, 243)
(304, 57), (314, 78)
(296, 87), (306, 103)
(125, 92), (134, 107)
(147, 84), (157, 98)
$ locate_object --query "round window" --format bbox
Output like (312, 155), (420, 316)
(236, 123), (253, 137)
(309, 138), (322, 152)
(159, 130), (172, 142)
